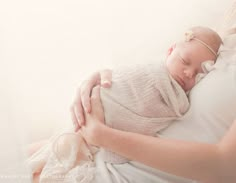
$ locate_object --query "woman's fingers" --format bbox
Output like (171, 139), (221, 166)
(80, 72), (100, 113)
(90, 86), (105, 123)
(70, 102), (84, 132)
(80, 83), (92, 114)
(100, 69), (112, 88)
(70, 105), (79, 131)
(71, 70), (112, 131)
(80, 70), (111, 113)
(72, 72), (100, 130)
(71, 86), (88, 131)
(90, 85), (101, 105)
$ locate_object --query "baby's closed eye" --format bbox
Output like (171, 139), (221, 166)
(178, 54), (189, 65)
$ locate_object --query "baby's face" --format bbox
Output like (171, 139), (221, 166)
(166, 42), (215, 92)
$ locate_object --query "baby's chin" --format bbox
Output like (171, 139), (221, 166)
(177, 81), (192, 92)
(183, 84), (195, 92)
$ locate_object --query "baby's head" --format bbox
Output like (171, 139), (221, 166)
(166, 26), (222, 92)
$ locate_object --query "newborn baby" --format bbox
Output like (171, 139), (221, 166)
(28, 26), (222, 183)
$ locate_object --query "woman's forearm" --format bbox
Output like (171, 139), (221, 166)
(97, 125), (227, 182)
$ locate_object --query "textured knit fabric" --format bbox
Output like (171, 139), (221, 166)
(99, 63), (189, 163)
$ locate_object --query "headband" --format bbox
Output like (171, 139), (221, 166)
(184, 30), (217, 58)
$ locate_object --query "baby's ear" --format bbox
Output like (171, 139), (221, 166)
(167, 43), (176, 56)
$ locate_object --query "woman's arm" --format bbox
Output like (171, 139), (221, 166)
(81, 86), (236, 183)
(96, 126), (225, 182)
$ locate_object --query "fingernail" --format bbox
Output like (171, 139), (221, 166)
(102, 80), (111, 87)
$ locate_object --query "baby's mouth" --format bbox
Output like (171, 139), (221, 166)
(175, 75), (185, 88)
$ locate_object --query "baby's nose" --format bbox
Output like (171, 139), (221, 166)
(184, 69), (195, 79)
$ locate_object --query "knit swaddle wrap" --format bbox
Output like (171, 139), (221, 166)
(99, 63), (189, 163)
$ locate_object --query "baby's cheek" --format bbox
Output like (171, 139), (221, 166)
(187, 79), (196, 90)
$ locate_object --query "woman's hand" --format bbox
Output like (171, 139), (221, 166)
(70, 69), (112, 132)
(80, 85), (106, 146)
